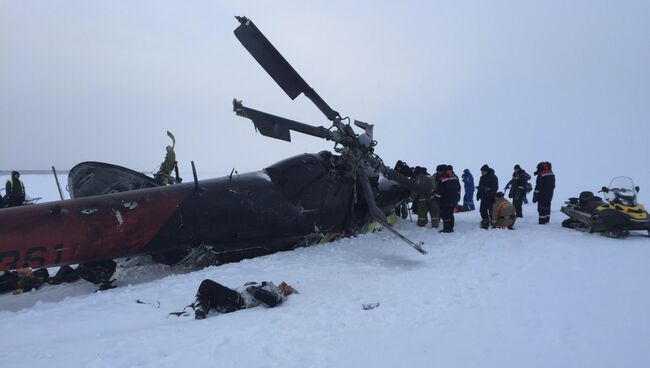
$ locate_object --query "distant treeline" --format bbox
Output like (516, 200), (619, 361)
(0, 169), (70, 175)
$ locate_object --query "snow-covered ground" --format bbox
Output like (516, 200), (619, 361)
(1, 175), (650, 367)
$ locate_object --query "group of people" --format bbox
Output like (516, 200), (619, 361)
(409, 164), (461, 233)
(0, 159), (554, 318)
(190, 160), (557, 320)
(407, 161), (556, 232)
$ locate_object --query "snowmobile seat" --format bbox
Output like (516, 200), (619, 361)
(578, 191), (595, 208)
(578, 191), (605, 212)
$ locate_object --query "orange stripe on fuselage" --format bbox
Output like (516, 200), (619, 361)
(0, 189), (185, 271)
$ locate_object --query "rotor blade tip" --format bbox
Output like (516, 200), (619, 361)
(235, 16), (249, 25)
(232, 99), (243, 112)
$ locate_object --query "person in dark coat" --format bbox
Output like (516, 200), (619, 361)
(503, 165), (532, 210)
(435, 165), (461, 233)
(412, 167), (440, 228)
(461, 169), (475, 211)
(505, 165), (530, 218)
(4, 171), (26, 207)
(192, 279), (297, 319)
(477, 164), (499, 229)
(533, 161), (555, 224)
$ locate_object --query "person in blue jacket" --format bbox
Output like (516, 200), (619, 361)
(461, 169), (475, 211)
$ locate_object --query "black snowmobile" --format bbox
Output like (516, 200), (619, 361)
(561, 176), (649, 238)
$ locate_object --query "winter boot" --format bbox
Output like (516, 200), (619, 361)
(480, 220), (490, 230)
(431, 217), (440, 229)
(439, 219), (453, 233)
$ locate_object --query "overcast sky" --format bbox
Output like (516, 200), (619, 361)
(1, 0), (649, 188)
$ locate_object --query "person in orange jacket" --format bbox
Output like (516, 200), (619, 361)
(491, 192), (516, 229)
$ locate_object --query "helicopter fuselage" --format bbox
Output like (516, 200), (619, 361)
(0, 152), (406, 271)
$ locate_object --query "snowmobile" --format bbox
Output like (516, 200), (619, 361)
(561, 176), (649, 238)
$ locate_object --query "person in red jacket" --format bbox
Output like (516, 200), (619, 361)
(533, 161), (556, 224)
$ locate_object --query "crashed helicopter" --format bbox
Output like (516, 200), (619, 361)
(0, 17), (432, 284)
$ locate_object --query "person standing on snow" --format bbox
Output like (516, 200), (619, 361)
(413, 167), (440, 228)
(505, 165), (531, 206)
(435, 165), (461, 233)
(191, 279), (298, 319)
(533, 161), (555, 224)
(5, 171), (26, 207)
(461, 169), (475, 211)
(505, 164), (530, 218)
(477, 164), (499, 229)
(492, 192), (516, 229)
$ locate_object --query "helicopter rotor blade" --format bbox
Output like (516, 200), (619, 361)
(166, 130), (176, 149)
(358, 173), (427, 255)
(234, 16), (340, 122)
(233, 99), (335, 143)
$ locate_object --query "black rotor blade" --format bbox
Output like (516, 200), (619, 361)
(234, 16), (340, 122)
(358, 173), (427, 255)
(233, 99), (333, 142)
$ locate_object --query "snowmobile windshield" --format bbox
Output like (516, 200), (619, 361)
(605, 177), (638, 206)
